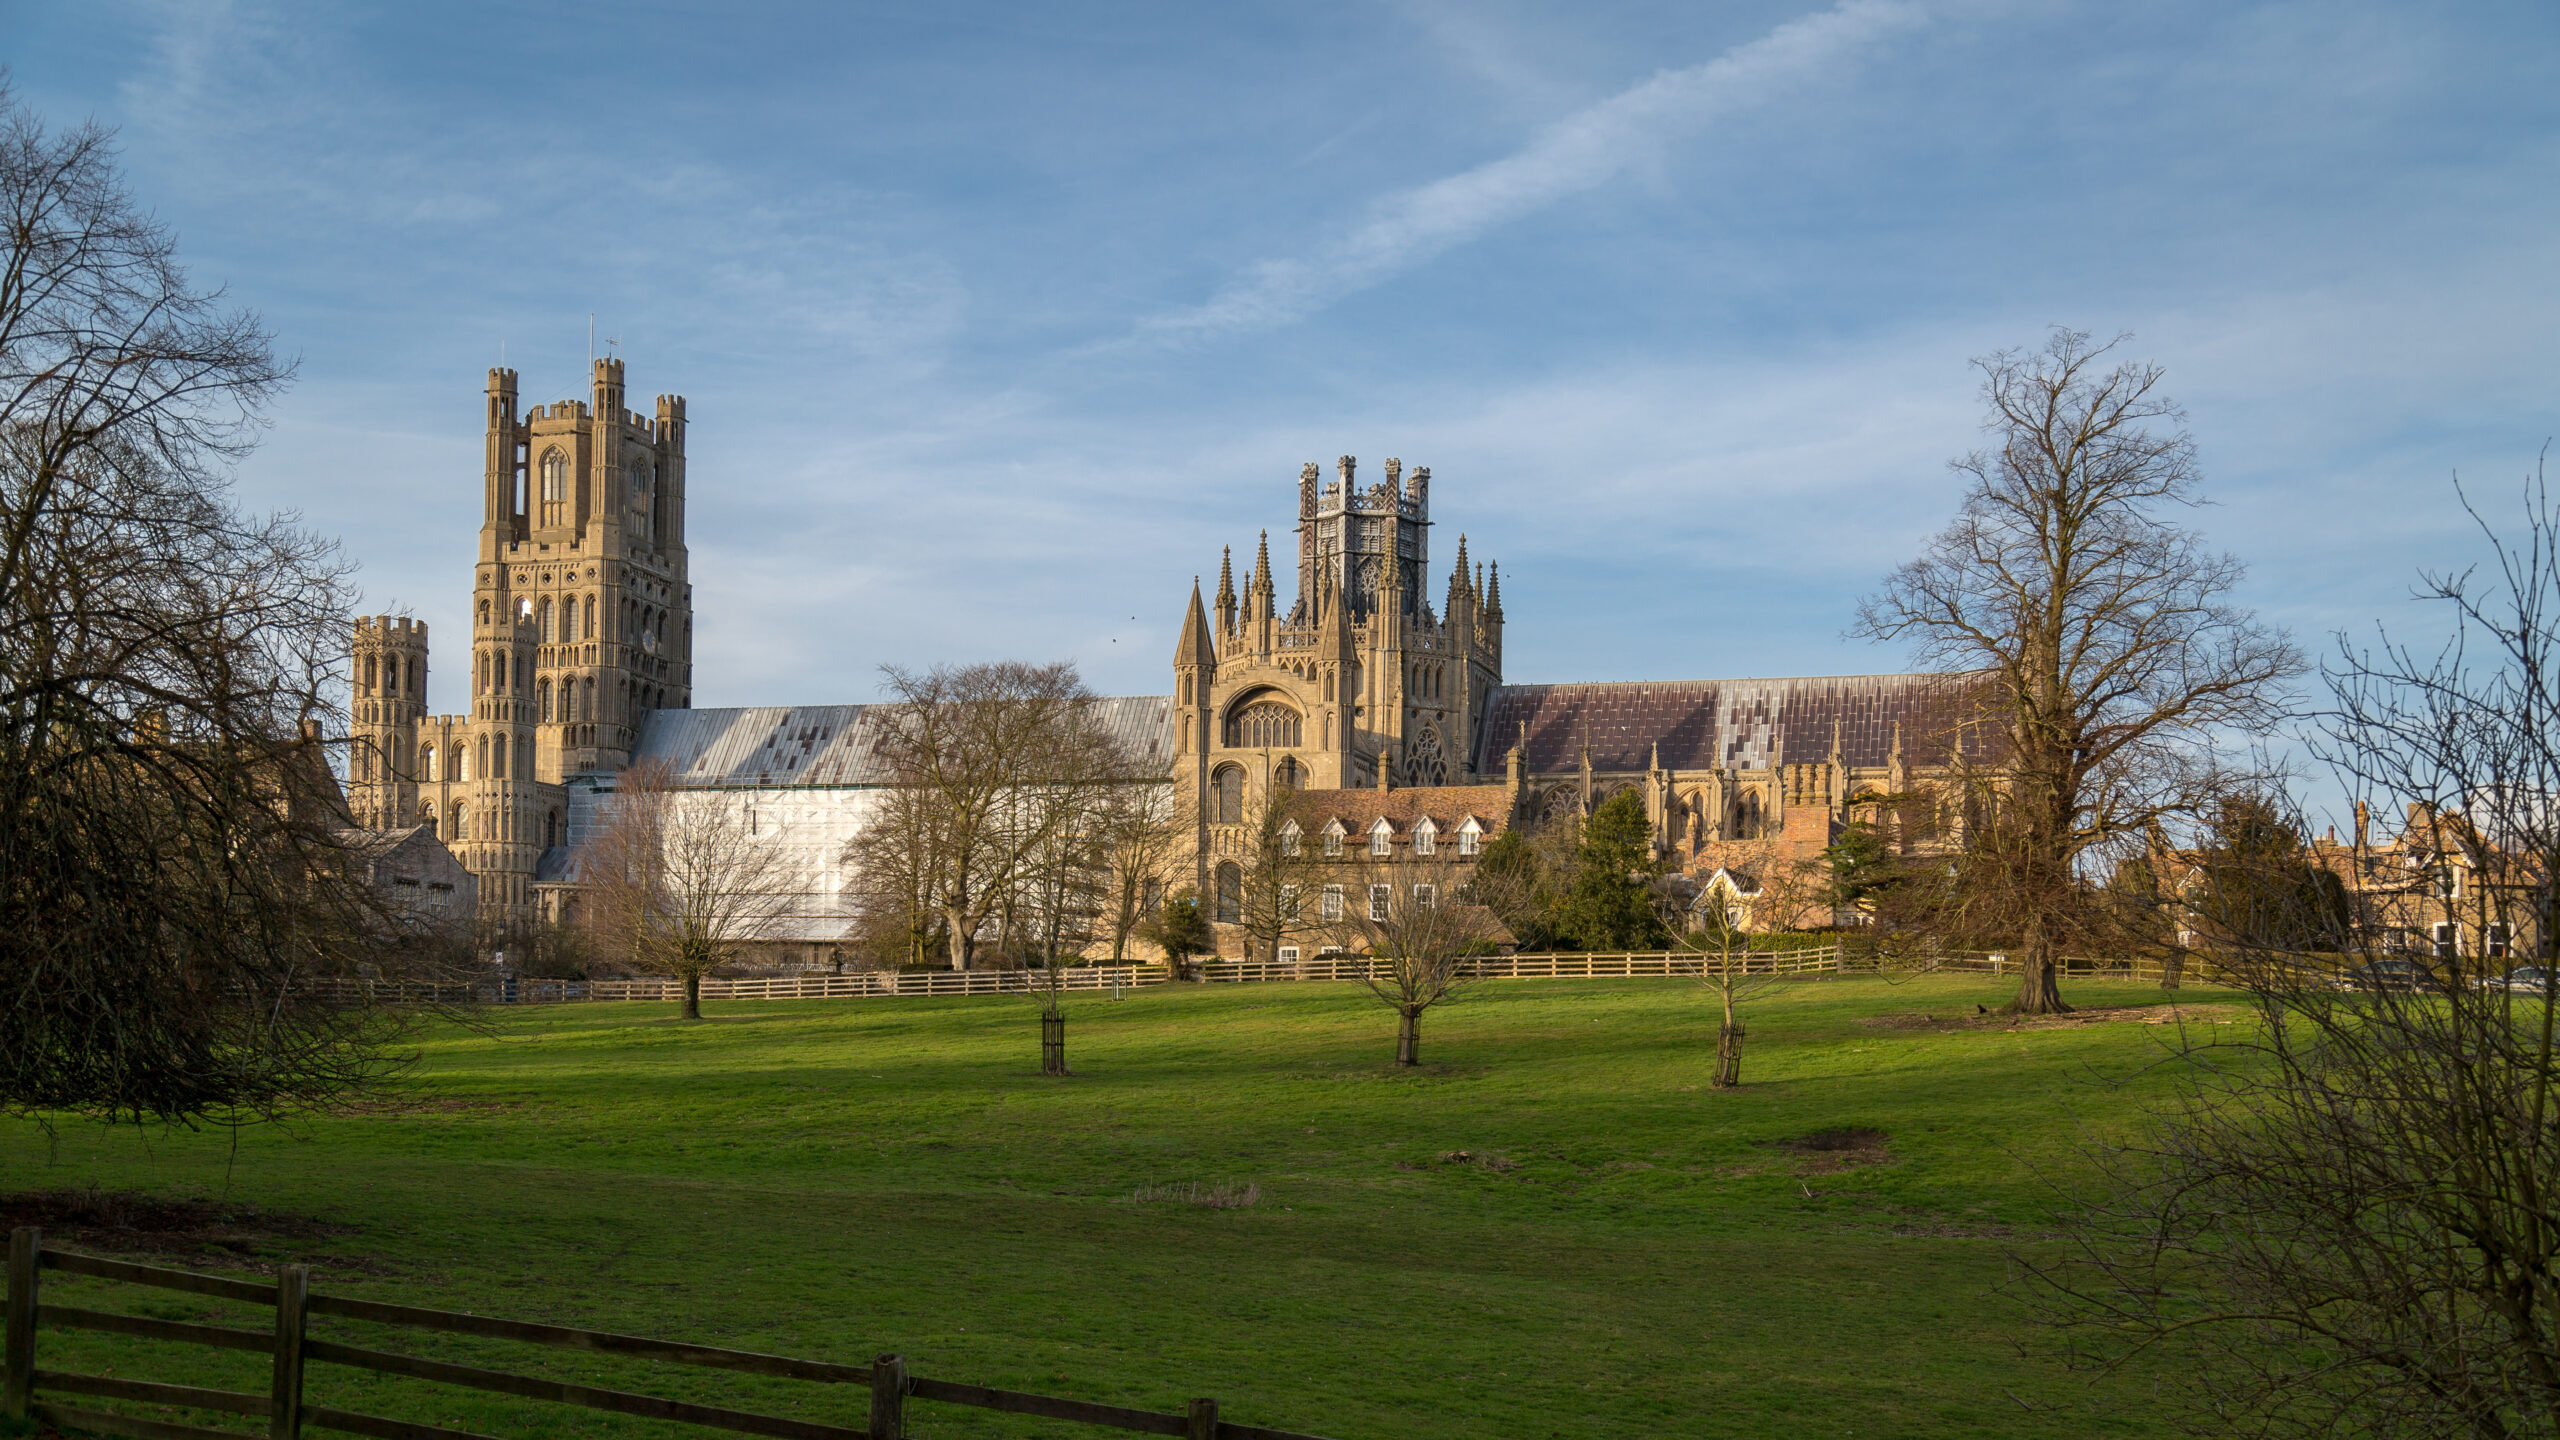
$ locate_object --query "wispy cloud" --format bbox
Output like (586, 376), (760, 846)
(1136, 0), (1928, 342)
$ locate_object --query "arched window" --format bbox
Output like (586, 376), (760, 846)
(476, 736), (489, 779)
(361, 655), (376, 692)
(1322, 670), (1335, 702)
(539, 597), (555, 642)
(420, 745), (437, 782)
(1275, 757), (1304, 790)
(406, 657), (418, 695)
(419, 802), (436, 836)
(1214, 766), (1244, 824)
(1223, 697), (1303, 749)
(545, 811), (561, 848)
(1215, 862), (1243, 924)
(628, 458), (653, 542)
(539, 448), (568, 527)
(453, 807), (469, 840)
(538, 678), (553, 722)
(1735, 792), (1762, 841)
(582, 677), (595, 721)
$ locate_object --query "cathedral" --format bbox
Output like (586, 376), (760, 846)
(346, 364), (1965, 949)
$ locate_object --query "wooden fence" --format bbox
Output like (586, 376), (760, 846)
(309, 944), (2204, 1008)
(3, 1229), (1338, 1440)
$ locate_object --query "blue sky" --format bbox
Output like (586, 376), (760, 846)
(13, 1), (2560, 777)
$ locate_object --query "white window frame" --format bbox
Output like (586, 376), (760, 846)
(1412, 818), (1437, 856)
(1321, 884), (1343, 921)
(1277, 946), (1301, 964)
(1369, 818), (1394, 857)
(2433, 921), (2460, 959)
(1457, 818), (1481, 856)
(1280, 820), (1302, 856)
(1322, 822), (1344, 857)
(1279, 883), (1301, 920)
(1369, 884), (1391, 921)
(1412, 883), (1436, 909)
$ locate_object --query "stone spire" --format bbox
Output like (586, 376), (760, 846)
(1487, 561), (1504, 620)
(1175, 577), (1216, 669)
(1250, 529), (1275, 620)
(1215, 546), (1236, 634)
(1447, 533), (1472, 619)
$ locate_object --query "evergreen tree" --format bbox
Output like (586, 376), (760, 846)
(1473, 828), (1560, 950)
(1820, 818), (1901, 918)
(1144, 891), (1215, 978)
(1556, 791), (1668, 950)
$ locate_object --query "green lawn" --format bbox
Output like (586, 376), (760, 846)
(0, 976), (2249, 1440)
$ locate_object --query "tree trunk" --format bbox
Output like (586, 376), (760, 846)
(1395, 1006), (1422, 1066)
(1041, 1013), (1068, 1076)
(2011, 924), (2071, 1014)
(1714, 981), (1743, 1088)
(2160, 949), (2185, 990)
(682, 972), (702, 1021)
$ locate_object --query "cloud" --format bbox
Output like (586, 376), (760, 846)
(1136, 0), (1928, 342)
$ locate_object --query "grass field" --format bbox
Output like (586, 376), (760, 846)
(0, 976), (2250, 1439)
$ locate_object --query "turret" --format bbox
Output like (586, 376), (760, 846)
(1215, 546), (1237, 638)
(350, 615), (429, 828)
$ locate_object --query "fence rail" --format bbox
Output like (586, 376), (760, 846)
(309, 945), (2207, 1008)
(4, 1229), (1335, 1440)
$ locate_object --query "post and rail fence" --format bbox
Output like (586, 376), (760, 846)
(310, 944), (2202, 1008)
(5, 1229), (1334, 1440)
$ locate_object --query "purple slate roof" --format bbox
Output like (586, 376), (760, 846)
(1474, 674), (1983, 775)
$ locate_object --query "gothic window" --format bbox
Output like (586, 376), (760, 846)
(538, 678), (553, 722)
(518, 735), (532, 776)
(458, 744), (472, 782)
(1275, 757), (1304, 790)
(1322, 670), (1334, 702)
(419, 802), (435, 836)
(538, 597), (554, 642)
(362, 655), (376, 692)
(493, 735), (508, 778)
(628, 458), (653, 542)
(583, 593), (597, 640)
(454, 808), (468, 840)
(1735, 792), (1763, 841)
(1542, 787), (1584, 825)
(539, 448), (568, 527)
(474, 737), (487, 779)
(478, 599), (491, 626)
(1214, 765), (1243, 824)
(421, 745), (437, 782)
(1215, 862), (1242, 924)
(1404, 726), (1446, 786)
(1223, 698), (1303, 748)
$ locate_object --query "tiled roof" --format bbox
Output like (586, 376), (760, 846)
(1284, 783), (1514, 835)
(1474, 673), (1985, 774)
(629, 696), (1178, 789)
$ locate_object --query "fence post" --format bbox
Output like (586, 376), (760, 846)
(4, 1227), (37, 1421)
(1187, 1396), (1219, 1440)
(269, 1263), (309, 1440)
(868, 1354), (907, 1440)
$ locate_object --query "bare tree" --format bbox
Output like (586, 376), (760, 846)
(858, 661), (1107, 971)
(1318, 852), (1515, 1066)
(1230, 776), (1325, 967)
(2027, 465), (2560, 1438)
(581, 761), (801, 1020)
(843, 779), (948, 969)
(1010, 718), (1133, 1075)
(1093, 781), (1184, 963)
(1856, 330), (2301, 1013)
(0, 88), (446, 1126)
(1665, 857), (1818, 1088)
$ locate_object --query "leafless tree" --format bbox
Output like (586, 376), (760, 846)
(1229, 774), (1325, 966)
(843, 779), (948, 969)
(1318, 852), (1515, 1066)
(2027, 465), (2560, 1438)
(856, 661), (1114, 970)
(1011, 732), (1135, 1075)
(0, 87), (450, 1126)
(1664, 857), (1818, 1087)
(581, 761), (802, 1019)
(1856, 329), (2302, 1013)
(1092, 781), (1185, 963)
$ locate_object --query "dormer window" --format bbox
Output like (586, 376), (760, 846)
(1369, 817), (1395, 857)
(1280, 820), (1302, 857)
(1412, 817), (1438, 856)
(1322, 820), (1345, 857)
(1456, 816), (1483, 856)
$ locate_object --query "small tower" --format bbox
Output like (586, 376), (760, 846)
(350, 616), (428, 828)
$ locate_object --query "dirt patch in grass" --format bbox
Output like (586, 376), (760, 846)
(1761, 1128), (1893, 1175)
(0, 1185), (378, 1273)
(1859, 1003), (2246, 1033)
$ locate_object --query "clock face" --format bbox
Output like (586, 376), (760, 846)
(641, 630), (659, 656)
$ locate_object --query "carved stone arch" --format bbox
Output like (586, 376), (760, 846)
(1404, 724), (1446, 786)
(1222, 687), (1304, 749)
